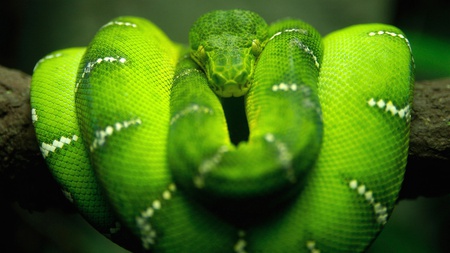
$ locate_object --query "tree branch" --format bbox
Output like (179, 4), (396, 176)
(400, 77), (450, 199)
(1, 64), (448, 212)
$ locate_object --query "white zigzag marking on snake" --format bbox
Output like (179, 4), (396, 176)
(173, 68), (203, 83)
(75, 56), (127, 92)
(61, 188), (74, 203)
(264, 133), (296, 182)
(102, 21), (137, 29)
(272, 82), (297, 92)
(194, 145), (229, 188)
(271, 84), (319, 117)
(268, 28), (320, 68)
(90, 118), (142, 152)
(368, 30), (411, 52)
(170, 104), (214, 125)
(31, 108), (38, 123)
(233, 230), (247, 253)
(349, 179), (388, 225)
(368, 30), (414, 66)
(367, 98), (411, 121)
(268, 28), (307, 41)
(33, 52), (63, 71)
(306, 240), (321, 253)
(136, 183), (177, 249)
(40, 135), (79, 158)
(291, 38), (320, 69)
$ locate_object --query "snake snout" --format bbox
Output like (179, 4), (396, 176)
(205, 47), (255, 97)
(209, 71), (250, 97)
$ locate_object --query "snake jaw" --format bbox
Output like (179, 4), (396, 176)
(208, 72), (250, 97)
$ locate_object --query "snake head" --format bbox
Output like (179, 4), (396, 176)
(191, 39), (262, 97)
(189, 9), (268, 97)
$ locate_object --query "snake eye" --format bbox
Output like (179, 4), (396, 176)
(251, 39), (262, 56)
(192, 45), (207, 67)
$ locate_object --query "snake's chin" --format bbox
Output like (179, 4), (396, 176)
(208, 79), (251, 97)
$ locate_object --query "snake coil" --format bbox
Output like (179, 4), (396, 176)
(31, 9), (414, 253)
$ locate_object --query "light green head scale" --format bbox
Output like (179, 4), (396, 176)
(189, 10), (268, 97)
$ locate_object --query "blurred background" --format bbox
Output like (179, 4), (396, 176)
(1, 0), (449, 252)
(2, 0), (450, 79)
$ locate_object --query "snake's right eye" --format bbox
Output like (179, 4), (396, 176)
(193, 45), (207, 65)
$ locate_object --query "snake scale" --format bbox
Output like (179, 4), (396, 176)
(30, 9), (414, 253)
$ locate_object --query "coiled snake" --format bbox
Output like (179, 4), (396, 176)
(31, 9), (414, 253)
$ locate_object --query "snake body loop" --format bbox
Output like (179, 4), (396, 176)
(170, 18), (323, 219)
(31, 10), (414, 252)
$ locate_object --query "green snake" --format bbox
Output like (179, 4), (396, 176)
(30, 10), (414, 253)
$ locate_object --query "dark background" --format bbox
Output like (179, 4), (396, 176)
(2, 0), (450, 79)
(1, 0), (449, 252)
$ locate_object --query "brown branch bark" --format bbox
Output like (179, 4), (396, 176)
(400, 78), (450, 199)
(0, 64), (449, 212)
(0, 65), (66, 212)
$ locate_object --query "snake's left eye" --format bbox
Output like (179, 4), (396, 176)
(197, 45), (207, 60)
(251, 39), (262, 56)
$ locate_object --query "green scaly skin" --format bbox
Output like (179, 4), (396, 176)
(30, 10), (414, 253)
(189, 10), (268, 97)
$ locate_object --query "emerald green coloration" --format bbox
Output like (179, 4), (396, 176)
(189, 10), (268, 97)
(30, 10), (414, 253)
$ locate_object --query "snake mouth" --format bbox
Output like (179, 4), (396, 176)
(210, 81), (250, 97)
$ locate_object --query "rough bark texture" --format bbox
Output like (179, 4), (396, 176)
(0, 64), (449, 212)
(0, 65), (69, 212)
(400, 78), (450, 199)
